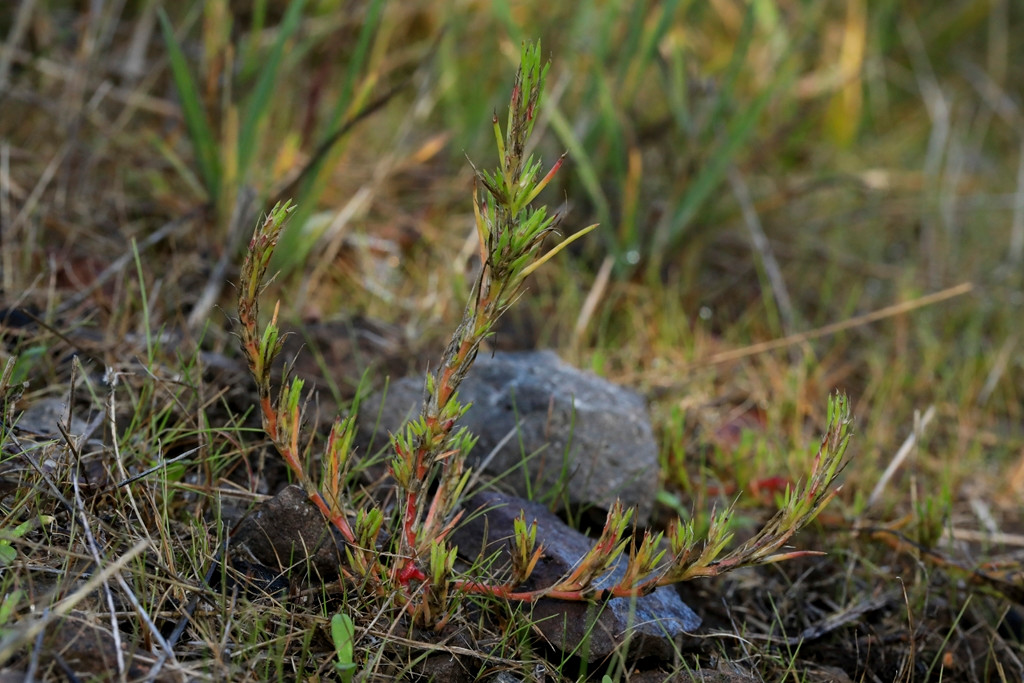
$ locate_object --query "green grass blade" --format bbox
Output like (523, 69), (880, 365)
(239, 0), (269, 79)
(650, 83), (777, 270)
(489, 0), (523, 42)
(547, 104), (613, 245)
(236, 0), (307, 183)
(619, 0), (680, 103)
(274, 0), (387, 271)
(646, 5), (782, 273)
(323, 0), (386, 141)
(701, 5), (757, 145)
(157, 8), (221, 205)
(612, 1), (649, 89)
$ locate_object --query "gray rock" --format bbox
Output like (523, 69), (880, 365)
(451, 490), (702, 663)
(14, 397), (92, 437)
(361, 350), (660, 524)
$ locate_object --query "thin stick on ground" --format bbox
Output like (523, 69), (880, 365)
(728, 165), (797, 337)
(692, 282), (973, 369)
(865, 404), (936, 510)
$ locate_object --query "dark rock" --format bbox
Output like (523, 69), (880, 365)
(797, 664), (854, 683)
(217, 558), (291, 599)
(451, 491), (701, 663)
(361, 350), (660, 524)
(419, 653), (474, 683)
(631, 668), (761, 683)
(13, 396), (91, 437)
(230, 484), (346, 580)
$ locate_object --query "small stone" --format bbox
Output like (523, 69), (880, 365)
(419, 654), (473, 683)
(230, 484), (346, 580)
(362, 350), (660, 524)
(450, 490), (702, 663)
(14, 396), (91, 437)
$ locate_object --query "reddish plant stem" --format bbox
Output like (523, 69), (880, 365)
(452, 581), (656, 604)
(397, 561), (427, 585)
(247, 363), (357, 543)
(403, 488), (419, 549)
(259, 396), (277, 438)
(310, 492), (355, 543)
(453, 580), (540, 602)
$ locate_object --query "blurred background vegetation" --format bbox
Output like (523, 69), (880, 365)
(2, 0), (1024, 678)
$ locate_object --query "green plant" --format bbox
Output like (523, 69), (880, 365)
(237, 40), (850, 629)
(0, 515), (53, 567)
(330, 612), (358, 682)
(5, 1), (1023, 678)
(0, 590), (23, 636)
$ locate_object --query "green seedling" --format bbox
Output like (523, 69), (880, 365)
(0, 516), (53, 567)
(0, 590), (24, 637)
(330, 612), (357, 683)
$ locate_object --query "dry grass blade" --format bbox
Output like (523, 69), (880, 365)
(728, 164), (796, 337)
(0, 540), (149, 662)
(0, 0), (36, 88)
(866, 405), (936, 510)
(692, 281), (974, 369)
